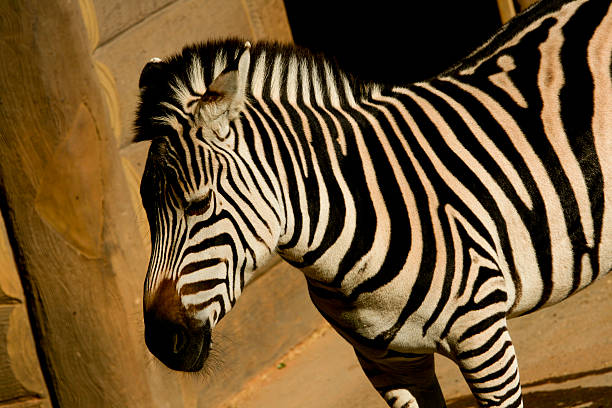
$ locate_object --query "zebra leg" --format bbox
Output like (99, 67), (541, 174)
(450, 319), (523, 407)
(355, 351), (447, 408)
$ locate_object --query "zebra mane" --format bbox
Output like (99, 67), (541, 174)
(133, 39), (381, 143)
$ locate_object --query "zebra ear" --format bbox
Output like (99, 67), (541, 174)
(139, 57), (164, 89)
(205, 43), (251, 119)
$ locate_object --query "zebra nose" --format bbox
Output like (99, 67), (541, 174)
(143, 279), (210, 371)
(144, 310), (210, 372)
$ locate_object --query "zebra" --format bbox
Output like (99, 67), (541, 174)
(134, 0), (611, 406)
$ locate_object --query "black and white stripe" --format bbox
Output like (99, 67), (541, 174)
(136, 0), (611, 405)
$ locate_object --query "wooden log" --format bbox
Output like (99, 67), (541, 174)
(0, 215), (51, 408)
(0, 0), (157, 406)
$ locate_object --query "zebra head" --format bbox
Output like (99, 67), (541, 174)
(135, 41), (282, 371)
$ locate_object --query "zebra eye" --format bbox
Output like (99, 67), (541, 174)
(185, 192), (213, 217)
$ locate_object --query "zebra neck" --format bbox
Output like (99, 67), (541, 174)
(239, 56), (395, 277)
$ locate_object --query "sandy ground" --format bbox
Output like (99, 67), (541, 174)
(223, 273), (612, 408)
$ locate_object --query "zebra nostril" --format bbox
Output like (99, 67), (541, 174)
(172, 329), (186, 354)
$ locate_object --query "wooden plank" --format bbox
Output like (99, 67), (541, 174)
(90, 0), (176, 47)
(242, 0), (293, 42)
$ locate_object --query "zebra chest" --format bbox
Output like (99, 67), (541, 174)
(304, 277), (442, 354)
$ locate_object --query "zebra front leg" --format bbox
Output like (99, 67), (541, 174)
(450, 318), (523, 407)
(355, 351), (447, 408)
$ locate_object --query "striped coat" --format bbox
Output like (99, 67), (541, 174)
(135, 0), (611, 406)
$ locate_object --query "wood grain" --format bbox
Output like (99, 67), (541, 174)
(0, 213), (50, 407)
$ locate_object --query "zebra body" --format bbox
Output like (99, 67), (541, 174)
(135, 0), (611, 406)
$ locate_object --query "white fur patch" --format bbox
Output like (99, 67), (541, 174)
(384, 389), (419, 408)
(189, 56), (207, 95)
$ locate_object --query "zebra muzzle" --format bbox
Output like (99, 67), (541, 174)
(143, 279), (212, 371)
(144, 312), (211, 372)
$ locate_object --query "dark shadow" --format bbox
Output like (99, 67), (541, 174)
(447, 367), (612, 408)
(522, 366), (612, 389)
(282, 1), (501, 85)
(448, 387), (612, 408)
